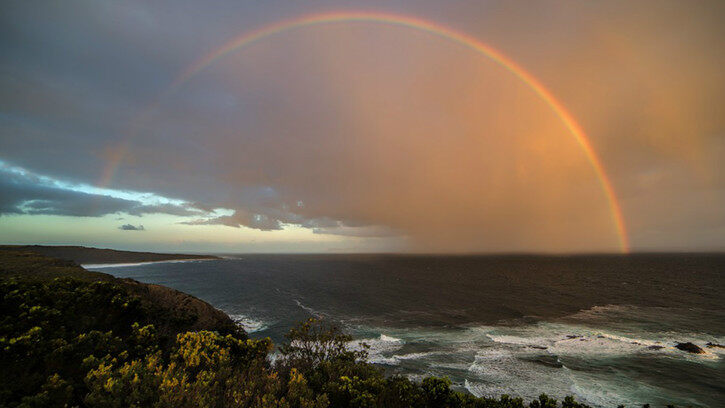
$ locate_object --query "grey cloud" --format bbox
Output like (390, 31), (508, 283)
(1, 1), (724, 251)
(0, 172), (141, 217)
(119, 224), (145, 231)
(179, 209), (345, 231)
(180, 210), (282, 231)
(127, 203), (205, 217)
(0, 166), (207, 218)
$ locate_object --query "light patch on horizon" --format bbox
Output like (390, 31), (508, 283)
(0, 213), (405, 253)
(0, 160), (406, 252)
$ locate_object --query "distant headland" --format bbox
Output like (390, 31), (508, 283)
(0, 245), (219, 265)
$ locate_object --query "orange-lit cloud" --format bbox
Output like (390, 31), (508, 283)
(123, 22), (620, 252)
(1, 0), (723, 252)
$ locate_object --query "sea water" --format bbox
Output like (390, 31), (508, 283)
(88, 254), (725, 407)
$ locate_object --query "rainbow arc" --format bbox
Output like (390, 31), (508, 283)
(100, 11), (629, 252)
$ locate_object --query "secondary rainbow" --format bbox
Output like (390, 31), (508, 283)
(102, 11), (630, 252)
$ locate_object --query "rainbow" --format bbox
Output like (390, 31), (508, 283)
(102, 11), (630, 252)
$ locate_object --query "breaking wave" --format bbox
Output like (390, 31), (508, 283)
(229, 314), (269, 333)
(349, 333), (405, 365)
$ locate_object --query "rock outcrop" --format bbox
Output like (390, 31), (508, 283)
(675, 342), (705, 354)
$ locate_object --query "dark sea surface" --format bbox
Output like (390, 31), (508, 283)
(88, 254), (725, 407)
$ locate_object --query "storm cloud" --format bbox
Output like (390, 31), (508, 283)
(1, 0), (724, 252)
(119, 224), (145, 231)
(0, 164), (206, 219)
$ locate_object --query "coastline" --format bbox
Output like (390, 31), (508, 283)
(82, 257), (218, 269)
(0, 248), (238, 335)
(0, 245), (220, 265)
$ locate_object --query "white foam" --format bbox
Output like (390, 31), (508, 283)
(377, 351), (447, 366)
(352, 333), (404, 349)
(480, 322), (721, 360)
(350, 333), (405, 365)
(465, 343), (701, 408)
(83, 258), (214, 269)
(486, 333), (552, 348)
(341, 320), (719, 407)
(380, 334), (403, 343)
(293, 299), (325, 317)
(466, 346), (575, 401)
(393, 351), (438, 360)
(566, 371), (672, 408)
(229, 314), (269, 333)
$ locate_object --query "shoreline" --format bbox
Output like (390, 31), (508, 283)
(0, 245), (220, 265)
(82, 257), (218, 269)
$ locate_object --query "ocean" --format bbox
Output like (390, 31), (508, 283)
(87, 254), (725, 407)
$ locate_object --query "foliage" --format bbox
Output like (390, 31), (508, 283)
(85, 331), (277, 408)
(0, 277), (153, 406)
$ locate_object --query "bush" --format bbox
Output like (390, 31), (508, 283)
(0, 278), (148, 406)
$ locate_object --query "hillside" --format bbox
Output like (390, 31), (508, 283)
(0, 245), (219, 265)
(0, 249), (237, 337)
(0, 249), (240, 406)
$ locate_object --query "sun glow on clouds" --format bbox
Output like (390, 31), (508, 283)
(119, 23), (621, 253)
(1, 1), (724, 252)
(0, 24), (670, 253)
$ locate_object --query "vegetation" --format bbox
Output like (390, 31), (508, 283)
(0, 250), (663, 407)
(0, 245), (219, 265)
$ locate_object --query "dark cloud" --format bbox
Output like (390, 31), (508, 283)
(1, 0), (723, 251)
(180, 211), (282, 231)
(0, 170), (140, 217)
(0, 165), (205, 218)
(119, 224), (145, 231)
(127, 203), (204, 217)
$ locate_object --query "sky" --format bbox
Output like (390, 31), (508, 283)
(1, 0), (724, 254)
